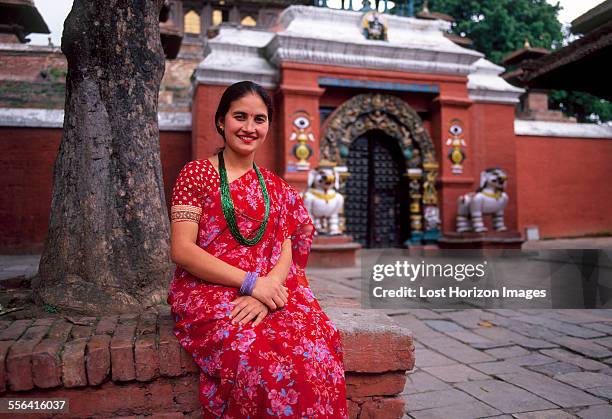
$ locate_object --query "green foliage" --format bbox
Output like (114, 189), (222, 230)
(43, 303), (59, 314)
(549, 90), (612, 123)
(411, 0), (562, 64)
(392, 0), (611, 122)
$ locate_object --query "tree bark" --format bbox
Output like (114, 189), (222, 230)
(33, 0), (171, 314)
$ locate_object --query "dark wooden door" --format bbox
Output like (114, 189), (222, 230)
(345, 131), (406, 248)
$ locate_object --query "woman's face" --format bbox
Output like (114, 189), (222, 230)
(220, 93), (269, 157)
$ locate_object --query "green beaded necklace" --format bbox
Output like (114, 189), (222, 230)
(218, 151), (270, 246)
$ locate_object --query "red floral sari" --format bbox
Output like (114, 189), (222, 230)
(167, 159), (348, 418)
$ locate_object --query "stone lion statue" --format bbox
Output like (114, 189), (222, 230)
(456, 168), (509, 233)
(303, 163), (344, 235)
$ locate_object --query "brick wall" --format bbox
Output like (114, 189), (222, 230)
(0, 127), (191, 253)
(0, 308), (414, 418)
(516, 135), (612, 238)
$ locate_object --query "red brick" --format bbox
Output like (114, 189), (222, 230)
(111, 324), (136, 382)
(6, 325), (48, 391)
(0, 319), (32, 340)
(137, 311), (158, 335)
(159, 319), (182, 377)
(86, 334), (111, 385)
(115, 323), (136, 339)
(345, 371), (407, 398)
(180, 346), (199, 373)
(340, 330), (414, 373)
(135, 334), (159, 381)
(71, 325), (93, 339)
(359, 397), (405, 419)
(0, 340), (15, 392)
(151, 413), (184, 419)
(66, 381), (148, 417)
(120, 313), (140, 325)
(48, 319), (72, 341)
(95, 315), (118, 335)
(347, 399), (360, 419)
(32, 338), (63, 388)
(62, 337), (88, 388)
(173, 375), (200, 410)
(148, 380), (176, 411)
(32, 317), (56, 327)
(20, 325), (49, 341)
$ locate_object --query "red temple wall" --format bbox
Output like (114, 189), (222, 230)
(0, 127), (190, 253)
(467, 102), (520, 233)
(516, 135), (612, 238)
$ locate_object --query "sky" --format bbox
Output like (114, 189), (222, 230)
(28, 0), (606, 47)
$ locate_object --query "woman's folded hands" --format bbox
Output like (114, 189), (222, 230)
(251, 273), (288, 310)
(230, 273), (289, 326)
(229, 295), (269, 326)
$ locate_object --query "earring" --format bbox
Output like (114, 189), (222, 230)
(219, 125), (224, 131)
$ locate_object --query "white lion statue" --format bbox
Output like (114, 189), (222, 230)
(303, 164), (344, 235)
(456, 168), (509, 233)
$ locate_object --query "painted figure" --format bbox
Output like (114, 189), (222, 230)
(303, 163), (345, 235)
(456, 168), (509, 233)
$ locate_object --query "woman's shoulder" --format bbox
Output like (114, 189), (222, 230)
(179, 159), (218, 180)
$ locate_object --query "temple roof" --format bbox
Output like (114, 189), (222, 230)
(520, 19), (612, 100)
(0, 0), (50, 41)
(571, 0), (612, 34)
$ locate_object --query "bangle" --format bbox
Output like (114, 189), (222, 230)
(240, 270), (259, 296)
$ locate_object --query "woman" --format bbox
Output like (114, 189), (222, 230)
(168, 81), (348, 418)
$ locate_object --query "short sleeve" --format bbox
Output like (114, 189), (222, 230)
(281, 184), (315, 269)
(170, 160), (206, 224)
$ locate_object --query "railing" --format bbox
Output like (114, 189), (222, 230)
(312, 0), (415, 16)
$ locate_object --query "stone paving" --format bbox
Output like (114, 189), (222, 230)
(2, 238), (612, 418)
(306, 238), (612, 419)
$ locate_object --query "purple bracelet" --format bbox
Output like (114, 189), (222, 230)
(240, 270), (259, 296)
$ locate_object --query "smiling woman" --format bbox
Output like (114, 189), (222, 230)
(167, 81), (349, 418)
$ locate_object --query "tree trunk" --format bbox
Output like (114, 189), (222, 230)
(33, 0), (171, 314)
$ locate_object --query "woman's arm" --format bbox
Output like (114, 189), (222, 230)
(171, 221), (288, 309)
(267, 238), (293, 284)
(171, 222), (246, 287)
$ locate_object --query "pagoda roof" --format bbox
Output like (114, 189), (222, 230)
(521, 19), (612, 100)
(0, 0), (50, 35)
(502, 46), (550, 66)
(571, 0), (612, 34)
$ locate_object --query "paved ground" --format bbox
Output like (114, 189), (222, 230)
(2, 237), (612, 418)
(306, 236), (612, 419)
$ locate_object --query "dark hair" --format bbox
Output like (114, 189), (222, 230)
(214, 81), (274, 139)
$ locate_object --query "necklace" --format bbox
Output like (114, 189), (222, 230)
(218, 151), (270, 246)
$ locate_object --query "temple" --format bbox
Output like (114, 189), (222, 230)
(0, 1), (611, 252)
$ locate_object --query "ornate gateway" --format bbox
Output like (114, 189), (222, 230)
(321, 93), (440, 247)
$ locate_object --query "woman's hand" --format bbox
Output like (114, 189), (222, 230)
(230, 296), (269, 326)
(251, 276), (289, 310)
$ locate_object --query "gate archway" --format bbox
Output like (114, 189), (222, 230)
(321, 93), (440, 246)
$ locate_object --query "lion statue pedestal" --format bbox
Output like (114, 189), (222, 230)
(439, 168), (523, 249)
(303, 162), (360, 267)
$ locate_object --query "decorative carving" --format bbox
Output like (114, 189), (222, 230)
(362, 11), (388, 41)
(303, 161), (345, 235)
(322, 94), (436, 167)
(289, 111), (315, 170)
(456, 168), (509, 233)
(321, 93), (439, 246)
(446, 119), (467, 174)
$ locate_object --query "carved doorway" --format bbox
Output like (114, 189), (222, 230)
(345, 130), (407, 248)
(321, 93), (440, 247)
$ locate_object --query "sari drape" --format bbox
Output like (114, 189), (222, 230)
(168, 159), (348, 418)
